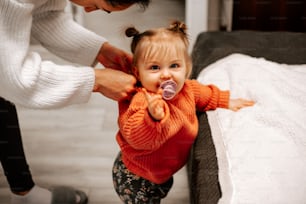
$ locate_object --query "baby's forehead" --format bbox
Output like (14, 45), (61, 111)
(135, 33), (187, 60)
(141, 45), (184, 59)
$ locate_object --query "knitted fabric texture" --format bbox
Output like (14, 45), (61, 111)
(198, 54), (306, 203)
(116, 79), (229, 184)
(0, 0), (106, 108)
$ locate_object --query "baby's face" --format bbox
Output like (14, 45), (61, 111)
(135, 50), (187, 99)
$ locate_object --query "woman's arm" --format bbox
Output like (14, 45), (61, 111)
(31, 0), (107, 66)
(0, 0), (94, 108)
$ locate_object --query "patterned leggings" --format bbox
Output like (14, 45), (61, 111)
(112, 153), (173, 204)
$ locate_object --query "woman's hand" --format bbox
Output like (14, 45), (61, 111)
(143, 88), (165, 120)
(96, 42), (133, 73)
(229, 98), (255, 111)
(93, 69), (136, 101)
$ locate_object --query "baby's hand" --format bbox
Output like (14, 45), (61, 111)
(143, 88), (165, 120)
(229, 98), (255, 111)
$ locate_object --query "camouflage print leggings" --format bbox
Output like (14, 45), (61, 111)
(112, 153), (173, 204)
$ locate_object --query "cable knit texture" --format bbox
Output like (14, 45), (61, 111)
(116, 79), (229, 184)
(0, 0), (107, 108)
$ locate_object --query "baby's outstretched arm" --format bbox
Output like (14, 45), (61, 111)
(228, 98), (255, 111)
(143, 88), (165, 120)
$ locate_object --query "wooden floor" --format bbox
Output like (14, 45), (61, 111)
(0, 1), (189, 203)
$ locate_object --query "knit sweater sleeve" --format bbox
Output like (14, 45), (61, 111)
(187, 80), (229, 111)
(31, 0), (107, 66)
(118, 92), (172, 151)
(0, 0), (94, 108)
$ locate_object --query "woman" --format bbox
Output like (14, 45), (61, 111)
(0, 0), (150, 203)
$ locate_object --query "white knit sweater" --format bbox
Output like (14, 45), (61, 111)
(0, 0), (107, 108)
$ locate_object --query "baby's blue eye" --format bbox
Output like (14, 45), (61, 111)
(170, 63), (179, 68)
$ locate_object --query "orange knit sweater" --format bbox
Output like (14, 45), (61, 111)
(116, 79), (229, 184)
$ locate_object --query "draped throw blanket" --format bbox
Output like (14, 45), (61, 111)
(197, 54), (306, 204)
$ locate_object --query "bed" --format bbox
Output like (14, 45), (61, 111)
(187, 31), (306, 204)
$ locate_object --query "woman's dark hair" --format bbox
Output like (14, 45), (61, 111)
(106, 0), (151, 9)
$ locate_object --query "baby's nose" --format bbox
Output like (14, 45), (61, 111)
(161, 69), (171, 79)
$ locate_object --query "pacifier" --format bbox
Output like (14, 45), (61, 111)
(160, 80), (177, 100)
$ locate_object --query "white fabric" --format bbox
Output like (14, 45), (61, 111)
(0, 0), (107, 108)
(197, 54), (306, 204)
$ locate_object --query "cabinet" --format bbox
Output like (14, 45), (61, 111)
(232, 0), (306, 32)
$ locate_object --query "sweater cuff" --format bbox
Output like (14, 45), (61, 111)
(218, 90), (230, 108)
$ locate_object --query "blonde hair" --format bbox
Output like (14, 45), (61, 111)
(125, 21), (192, 78)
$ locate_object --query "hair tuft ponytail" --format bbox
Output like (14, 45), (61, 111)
(168, 21), (187, 35)
(125, 27), (140, 38)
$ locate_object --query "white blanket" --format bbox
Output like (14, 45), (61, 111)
(197, 54), (306, 204)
